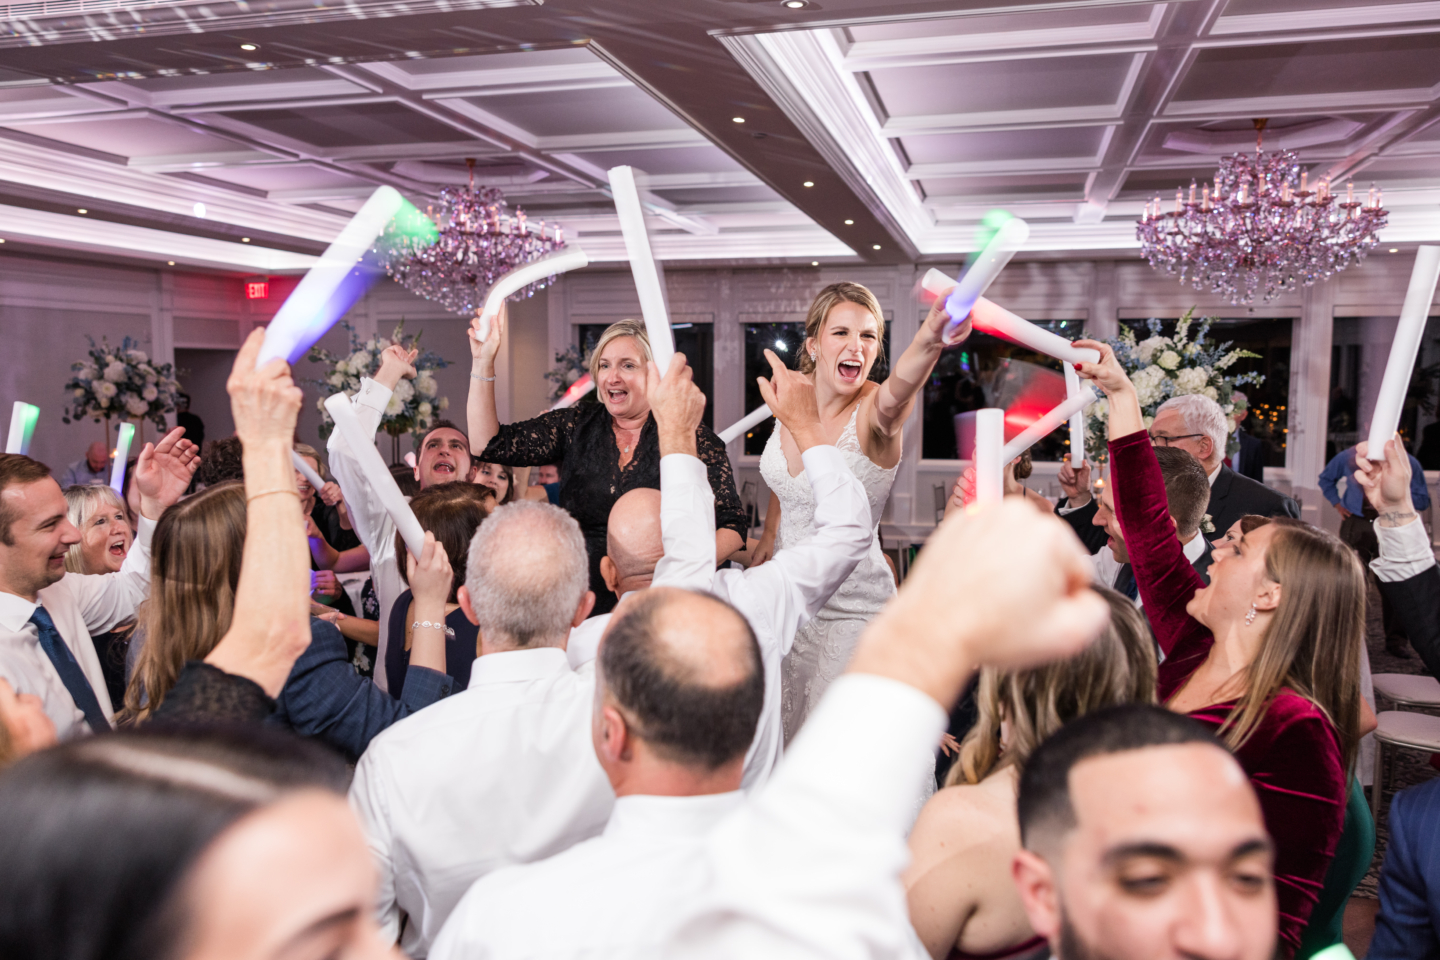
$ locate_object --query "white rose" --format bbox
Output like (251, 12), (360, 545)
(125, 396), (148, 417)
(385, 395), (405, 416)
(438, 396), (450, 411)
(103, 361), (128, 382)
(416, 373), (438, 398)
(73, 388), (85, 397)
(95, 381), (118, 399)
(392, 379), (415, 403)
(334, 359), (350, 375)
(126, 349), (148, 364)
(418, 401), (433, 417)
(1135, 336), (1166, 364)
(142, 385), (158, 401)
(80, 363), (99, 380)
(1203, 386), (1219, 401)
(1157, 350), (1181, 370)
(329, 372), (346, 387)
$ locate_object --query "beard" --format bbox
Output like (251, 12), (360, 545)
(1056, 908), (1120, 960)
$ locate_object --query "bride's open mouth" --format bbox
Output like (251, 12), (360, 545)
(837, 360), (863, 383)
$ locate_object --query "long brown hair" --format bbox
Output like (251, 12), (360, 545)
(948, 586), (1156, 787)
(1208, 517), (1365, 773)
(395, 482), (495, 603)
(797, 282), (887, 376)
(123, 482), (246, 722)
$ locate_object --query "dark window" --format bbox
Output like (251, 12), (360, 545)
(578, 323), (715, 428)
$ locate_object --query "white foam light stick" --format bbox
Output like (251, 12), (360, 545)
(921, 267), (954, 300)
(1366, 244), (1440, 459)
(608, 165), (675, 373)
(258, 186), (408, 367)
(971, 408), (1004, 513)
(404, 451), (417, 470)
(970, 298), (1100, 365)
(1001, 387), (1098, 463)
(291, 449), (325, 492)
(109, 422), (135, 494)
(1063, 364), (1087, 467)
(718, 404), (773, 445)
(5, 401), (38, 454)
(473, 246), (591, 343)
(550, 374), (595, 411)
(324, 393), (427, 558)
(942, 218), (1031, 344)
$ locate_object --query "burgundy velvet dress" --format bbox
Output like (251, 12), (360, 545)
(1110, 430), (1347, 956)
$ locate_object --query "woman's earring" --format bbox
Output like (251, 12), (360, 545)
(809, 351), (817, 361)
(1245, 604), (1258, 626)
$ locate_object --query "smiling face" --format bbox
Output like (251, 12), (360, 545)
(596, 336), (650, 421)
(294, 455), (320, 514)
(808, 301), (880, 396)
(1186, 521), (1277, 630)
(415, 428), (473, 489)
(0, 478), (81, 600)
(1092, 484), (1127, 563)
(78, 497), (132, 575)
(474, 462), (511, 502)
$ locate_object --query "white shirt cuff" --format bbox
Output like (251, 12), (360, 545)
(799, 443), (845, 479)
(1056, 497), (1091, 516)
(131, 514), (158, 550)
(1372, 517), (1435, 583)
(354, 378), (393, 414)
(660, 452), (708, 486)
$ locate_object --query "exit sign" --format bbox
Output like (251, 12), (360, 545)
(245, 280), (270, 300)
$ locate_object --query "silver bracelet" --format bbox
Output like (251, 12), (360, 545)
(412, 620), (456, 637)
(471, 373), (496, 382)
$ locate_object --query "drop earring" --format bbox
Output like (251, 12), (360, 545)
(1245, 604), (1258, 626)
(809, 351), (817, 361)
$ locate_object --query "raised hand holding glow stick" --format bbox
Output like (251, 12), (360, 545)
(942, 217), (1030, 344)
(608, 165), (675, 373)
(970, 298), (1100, 365)
(109, 422), (135, 494)
(1365, 245), (1440, 460)
(550, 373), (595, 411)
(291, 449), (325, 493)
(473, 247), (590, 344)
(1001, 386), (1098, 463)
(971, 408), (1004, 513)
(5, 402), (38, 455)
(1063, 364), (1087, 468)
(324, 393), (427, 558)
(717, 404), (773, 445)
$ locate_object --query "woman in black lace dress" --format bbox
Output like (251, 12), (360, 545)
(468, 316), (746, 613)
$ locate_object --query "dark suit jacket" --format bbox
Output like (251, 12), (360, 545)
(268, 618), (452, 762)
(1056, 497), (1109, 555)
(1235, 429), (1265, 483)
(1370, 775), (1440, 959)
(1206, 465), (1300, 540)
(1378, 565), (1440, 682)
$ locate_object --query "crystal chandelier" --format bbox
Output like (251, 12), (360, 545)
(1136, 120), (1388, 304)
(381, 160), (565, 315)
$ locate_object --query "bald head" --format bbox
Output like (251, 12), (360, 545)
(598, 587), (763, 772)
(604, 488), (664, 592)
(85, 443), (108, 473)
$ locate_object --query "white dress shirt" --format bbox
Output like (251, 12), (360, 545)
(327, 376), (405, 693)
(349, 646), (614, 958)
(0, 516), (156, 736)
(431, 791), (745, 960)
(667, 673), (944, 960)
(1372, 517), (1436, 583)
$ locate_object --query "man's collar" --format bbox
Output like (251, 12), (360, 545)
(1206, 462), (1223, 487)
(0, 590), (40, 633)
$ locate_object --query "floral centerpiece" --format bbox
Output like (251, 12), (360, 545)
(307, 321), (450, 459)
(62, 335), (182, 444)
(543, 344), (590, 403)
(1085, 310), (1262, 463)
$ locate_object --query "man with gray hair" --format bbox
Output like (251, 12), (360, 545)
(348, 499), (610, 958)
(1150, 393), (1296, 538)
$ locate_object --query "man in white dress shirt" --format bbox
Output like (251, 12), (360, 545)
(565, 486), (663, 669)
(327, 342), (477, 692)
(431, 584), (764, 960)
(348, 497), (604, 958)
(0, 431), (197, 737)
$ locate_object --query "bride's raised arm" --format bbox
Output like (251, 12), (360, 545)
(867, 295), (966, 438)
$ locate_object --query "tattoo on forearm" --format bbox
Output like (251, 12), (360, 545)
(1379, 511), (1418, 526)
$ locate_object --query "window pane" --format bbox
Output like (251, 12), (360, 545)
(578, 323), (715, 428)
(921, 321), (1084, 462)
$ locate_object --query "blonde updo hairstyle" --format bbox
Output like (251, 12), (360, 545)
(798, 282), (887, 377)
(587, 319), (654, 383)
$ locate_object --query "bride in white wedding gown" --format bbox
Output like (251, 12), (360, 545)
(756, 280), (969, 742)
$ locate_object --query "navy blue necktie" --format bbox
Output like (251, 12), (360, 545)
(29, 606), (109, 734)
(1114, 563), (1139, 601)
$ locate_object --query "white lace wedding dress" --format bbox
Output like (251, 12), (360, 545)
(761, 408), (899, 744)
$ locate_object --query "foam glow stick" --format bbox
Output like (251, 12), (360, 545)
(550, 374), (595, 411)
(921, 268), (954, 300)
(970, 298), (1100, 365)
(1001, 386), (1098, 463)
(608, 165), (674, 373)
(1365, 244), (1440, 459)
(718, 404), (773, 445)
(1063, 364), (1087, 468)
(291, 449), (325, 492)
(474, 247), (591, 343)
(324, 393), (427, 558)
(258, 186), (437, 367)
(971, 408), (1004, 513)
(109, 422), (134, 494)
(942, 217), (1030, 344)
(404, 451), (417, 470)
(5, 401), (38, 454)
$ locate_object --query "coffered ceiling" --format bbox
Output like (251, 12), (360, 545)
(0, 0), (1438, 275)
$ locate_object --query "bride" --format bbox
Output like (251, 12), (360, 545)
(756, 280), (966, 740)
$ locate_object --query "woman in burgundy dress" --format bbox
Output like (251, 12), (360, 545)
(1074, 340), (1365, 956)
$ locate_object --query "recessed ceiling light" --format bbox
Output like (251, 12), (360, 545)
(0, 238), (6, 243)
(240, 43), (258, 51)
(843, 219), (854, 225)
(811, 260), (819, 266)
(167, 260), (175, 265)
(803, 181), (814, 187)
(193, 202), (207, 218)
(77, 208), (87, 214)
(1390, 247), (1400, 253)
(241, 237), (251, 243)
(732, 117), (745, 123)
(783, 0), (807, 7)
(872, 244), (881, 250)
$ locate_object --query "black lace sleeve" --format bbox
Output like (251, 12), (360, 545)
(479, 408), (581, 468)
(696, 426), (749, 542)
(151, 661), (276, 724)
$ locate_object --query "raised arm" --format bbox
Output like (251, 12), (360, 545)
(466, 305), (505, 454)
(326, 344), (415, 556)
(649, 355), (721, 593)
(870, 293), (964, 437)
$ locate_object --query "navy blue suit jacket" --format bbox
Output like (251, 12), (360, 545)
(268, 618), (452, 762)
(1372, 775), (1440, 959)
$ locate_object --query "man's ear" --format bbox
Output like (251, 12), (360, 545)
(600, 556), (620, 595)
(457, 585), (480, 625)
(1012, 849), (1061, 943)
(573, 590), (596, 628)
(1168, 514), (1179, 531)
(596, 703), (630, 766)
(413, 463), (423, 483)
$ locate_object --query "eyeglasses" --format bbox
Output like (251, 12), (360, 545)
(1149, 432), (1206, 447)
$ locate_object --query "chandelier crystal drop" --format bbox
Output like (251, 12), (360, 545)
(1136, 121), (1388, 304)
(381, 162), (564, 315)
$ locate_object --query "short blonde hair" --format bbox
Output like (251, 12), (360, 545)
(62, 485), (127, 575)
(798, 282), (887, 376)
(588, 319), (653, 383)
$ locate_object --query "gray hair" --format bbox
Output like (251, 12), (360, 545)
(63, 484), (126, 575)
(1156, 394), (1228, 464)
(465, 500), (589, 648)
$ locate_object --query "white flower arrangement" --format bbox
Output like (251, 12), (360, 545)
(306, 321), (451, 446)
(62, 335), (182, 435)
